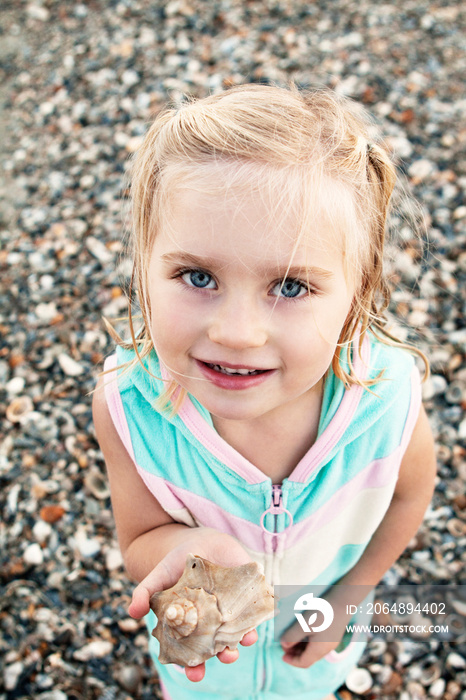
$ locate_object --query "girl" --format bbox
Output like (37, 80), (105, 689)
(93, 84), (436, 700)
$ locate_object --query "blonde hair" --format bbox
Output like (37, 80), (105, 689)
(104, 83), (428, 414)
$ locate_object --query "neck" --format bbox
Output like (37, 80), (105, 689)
(211, 382), (324, 481)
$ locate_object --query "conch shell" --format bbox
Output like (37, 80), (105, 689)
(150, 554), (275, 667)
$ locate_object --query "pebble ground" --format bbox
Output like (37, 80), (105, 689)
(0, 1), (465, 699)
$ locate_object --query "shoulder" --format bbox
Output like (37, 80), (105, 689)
(92, 350), (136, 457)
(113, 345), (167, 402)
(363, 333), (422, 412)
(92, 362), (140, 464)
(92, 372), (120, 458)
(92, 368), (120, 437)
(93, 347), (174, 444)
(365, 332), (418, 384)
(348, 334), (423, 441)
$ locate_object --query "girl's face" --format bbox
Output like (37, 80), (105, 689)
(147, 173), (357, 427)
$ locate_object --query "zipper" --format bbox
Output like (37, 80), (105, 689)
(271, 484), (286, 545)
(259, 484), (293, 692)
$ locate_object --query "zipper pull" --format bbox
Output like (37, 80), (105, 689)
(272, 483), (282, 508)
(260, 484), (293, 534)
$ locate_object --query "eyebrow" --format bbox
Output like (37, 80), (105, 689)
(161, 251), (334, 280)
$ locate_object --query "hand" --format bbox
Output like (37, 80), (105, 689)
(128, 527), (259, 682)
(183, 629), (258, 682)
(280, 613), (349, 668)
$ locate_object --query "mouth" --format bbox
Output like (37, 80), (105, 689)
(195, 359), (274, 390)
(202, 362), (269, 376)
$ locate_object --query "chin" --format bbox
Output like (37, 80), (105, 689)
(204, 400), (266, 423)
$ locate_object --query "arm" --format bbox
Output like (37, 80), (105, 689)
(334, 403), (436, 590)
(92, 374), (189, 581)
(281, 403), (437, 666)
(92, 375), (256, 680)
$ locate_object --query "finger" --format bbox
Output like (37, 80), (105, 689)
(217, 647), (239, 664)
(128, 558), (182, 618)
(240, 629), (258, 646)
(185, 664), (205, 682)
(283, 639), (326, 668)
(128, 584), (151, 619)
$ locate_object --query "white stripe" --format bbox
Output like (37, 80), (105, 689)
(275, 482), (397, 586)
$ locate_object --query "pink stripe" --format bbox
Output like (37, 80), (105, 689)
(290, 333), (371, 483)
(163, 333), (370, 485)
(103, 355), (137, 464)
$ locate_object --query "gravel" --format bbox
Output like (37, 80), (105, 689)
(0, 1), (465, 698)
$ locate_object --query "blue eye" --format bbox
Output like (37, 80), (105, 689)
(181, 269), (216, 289)
(273, 278), (308, 299)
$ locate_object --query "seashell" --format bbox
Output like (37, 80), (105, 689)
(436, 443), (451, 463)
(367, 638), (387, 657)
(84, 467), (111, 500)
(380, 669), (403, 694)
(452, 493), (466, 512)
(116, 664), (142, 694)
(419, 661), (441, 685)
(336, 691), (352, 700)
(345, 666), (373, 694)
(450, 599), (466, 616)
(445, 679), (462, 699)
(150, 554), (275, 667)
(446, 518), (466, 537)
(445, 614), (466, 637)
(6, 396), (34, 423)
(406, 681), (426, 698)
(429, 678), (446, 699)
(446, 651), (466, 669)
(409, 613), (433, 638)
(445, 380), (464, 405)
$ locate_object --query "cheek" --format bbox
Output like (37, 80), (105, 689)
(309, 289), (353, 327)
(289, 333), (336, 373)
(149, 287), (200, 350)
(312, 290), (354, 338)
(279, 295), (353, 367)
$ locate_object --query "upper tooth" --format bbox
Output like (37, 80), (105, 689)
(217, 365), (255, 375)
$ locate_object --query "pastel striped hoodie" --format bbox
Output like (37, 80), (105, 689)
(103, 332), (421, 700)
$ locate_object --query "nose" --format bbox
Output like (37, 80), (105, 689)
(207, 294), (268, 350)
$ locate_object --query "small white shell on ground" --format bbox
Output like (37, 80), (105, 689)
(6, 396), (34, 423)
(345, 666), (373, 693)
(150, 554), (275, 667)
